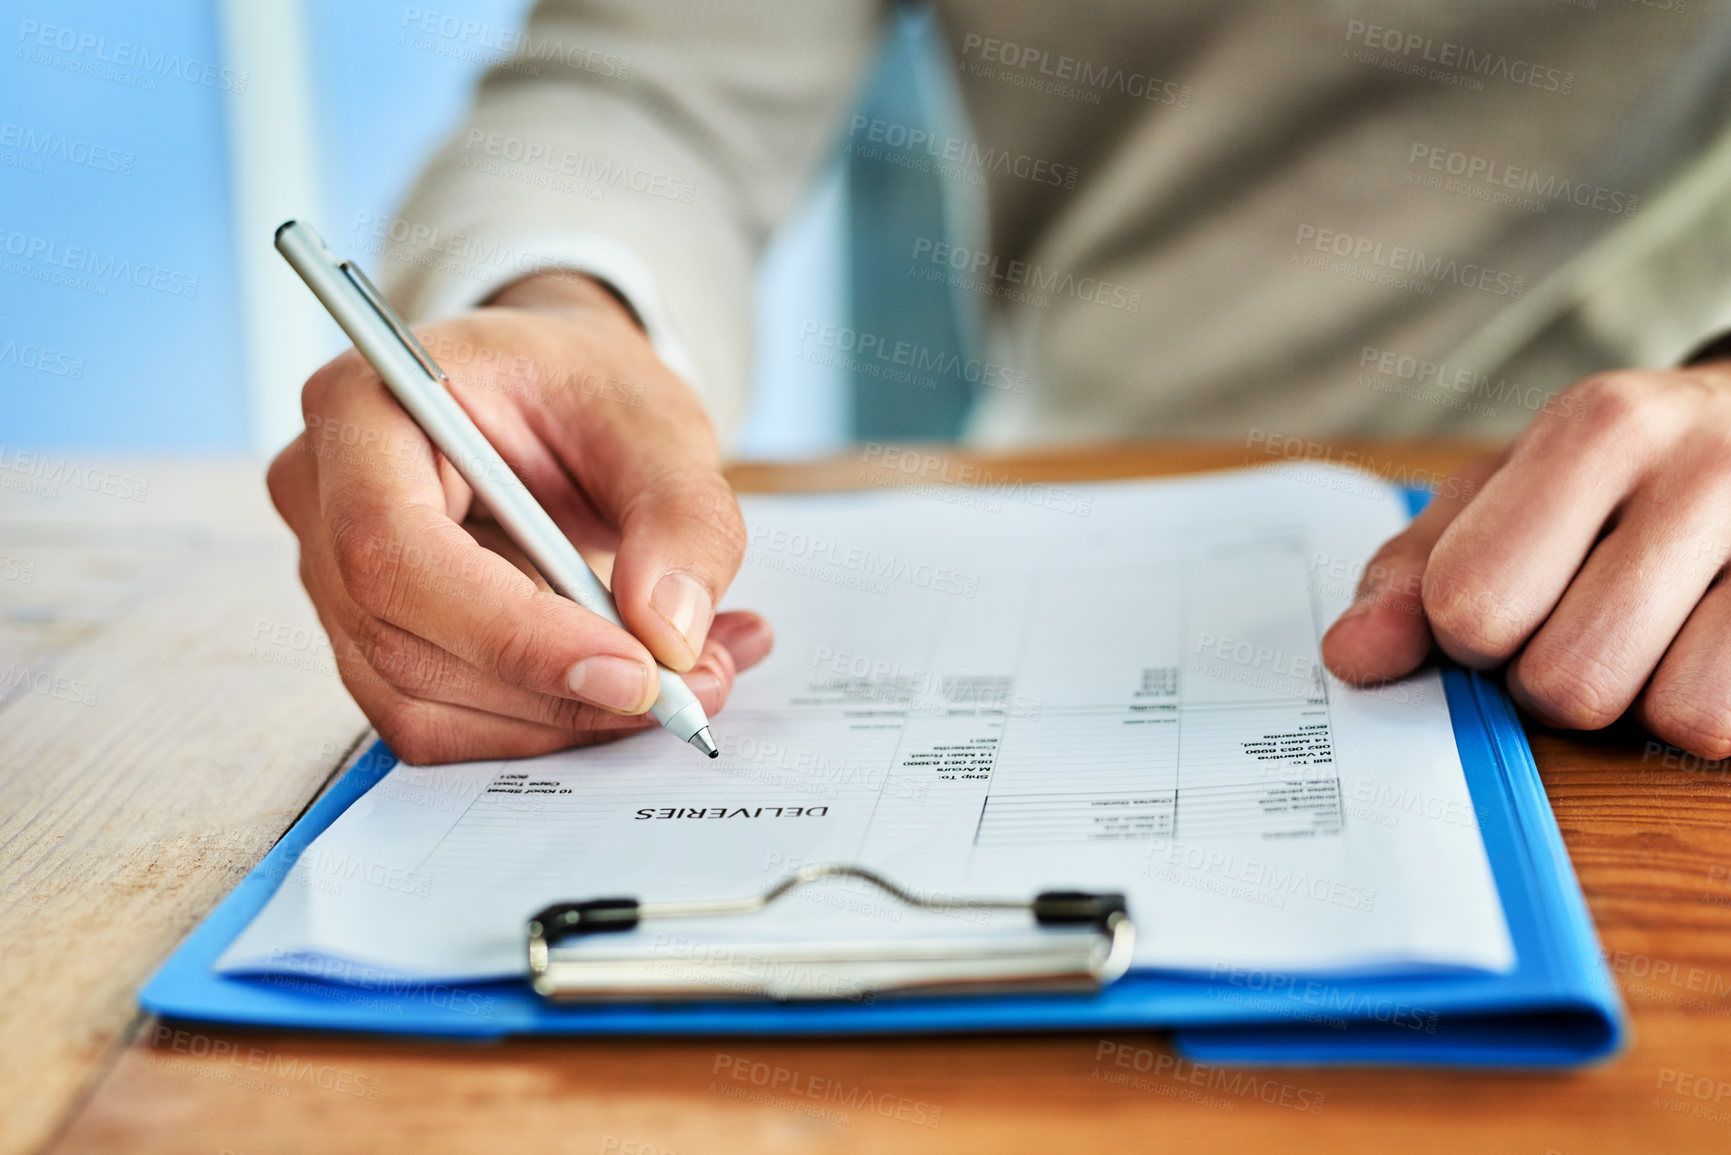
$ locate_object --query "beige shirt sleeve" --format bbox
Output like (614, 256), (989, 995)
(380, 0), (883, 435)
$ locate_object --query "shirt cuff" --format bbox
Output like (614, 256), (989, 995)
(409, 230), (704, 396)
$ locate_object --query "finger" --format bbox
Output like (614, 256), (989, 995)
(1509, 467), (1731, 730)
(309, 519), (746, 737)
(307, 353), (661, 714)
(679, 636), (736, 716)
(345, 611), (658, 735)
(307, 499), (763, 737)
(348, 609), (752, 734)
(314, 545), (748, 765)
(1638, 576), (1731, 759)
(299, 515), (588, 729)
(1321, 452), (1504, 684)
(708, 611), (775, 673)
(332, 613), (744, 765)
(1421, 377), (1670, 667)
(299, 510), (687, 734)
(318, 599), (593, 764)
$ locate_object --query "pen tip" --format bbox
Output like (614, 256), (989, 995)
(689, 727), (719, 759)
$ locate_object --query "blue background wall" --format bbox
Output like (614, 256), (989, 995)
(0, 1), (248, 450)
(0, 2), (950, 457)
(0, 0), (540, 453)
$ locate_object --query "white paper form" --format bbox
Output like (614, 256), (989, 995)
(219, 466), (1515, 984)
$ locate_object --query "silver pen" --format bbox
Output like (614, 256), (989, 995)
(275, 220), (719, 758)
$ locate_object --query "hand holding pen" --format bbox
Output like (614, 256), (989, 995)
(267, 222), (773, 764)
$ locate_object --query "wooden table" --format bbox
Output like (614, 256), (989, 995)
(5, 443), (1730, 1155)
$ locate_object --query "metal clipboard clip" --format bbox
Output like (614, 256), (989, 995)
(526, 863), (1135, 1003)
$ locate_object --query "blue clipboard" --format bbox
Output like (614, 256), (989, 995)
(138, 668), (1624, 1067)
(140, 490), (1627, 1067)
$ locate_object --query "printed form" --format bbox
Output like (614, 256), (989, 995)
(220, 466), (1515, 985)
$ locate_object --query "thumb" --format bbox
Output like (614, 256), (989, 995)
(607, 464), (748, 672)
(1321, 451), (1505, 685)
(550, 361), (747, 674)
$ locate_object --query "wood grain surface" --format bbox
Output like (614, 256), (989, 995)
(0, 460), (366, 1155)
(7, 444), (1730, 1155)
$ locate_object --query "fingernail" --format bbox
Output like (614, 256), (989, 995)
(566, 655), (652, 713)
(651, 571), (712, 659)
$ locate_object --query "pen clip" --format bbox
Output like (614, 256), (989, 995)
(340, 260), (448, 382)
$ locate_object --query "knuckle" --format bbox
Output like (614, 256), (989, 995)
(480, 608), (555, 690)
(715, 490), (749, 555)
(328, 513), (404, 619)
(1421, 569), (1529, 661)
(372, 698), (476, 766)
(537, 695), (604, 733)
(669, 474), (748, 565)
(371, 699), (437, 764)
(296, 553), (318, 599)
(265, 440), (307, 522)
(300, 350), (366, 423)
(1513, 651), (1624, 730)
(383, 731), (446, 766)
(1657, 719), (1731, 763)
(1358, 541), (1426, 607)
(299, 359), (343, 423)
(567, 729), (635, 750)
(329, 633), (369, 685)
(1573, 371), (1659, 444)
(1644, 684), (1731, 761)
(704, 499), (749, 568)
(354, 620), (438, 696)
